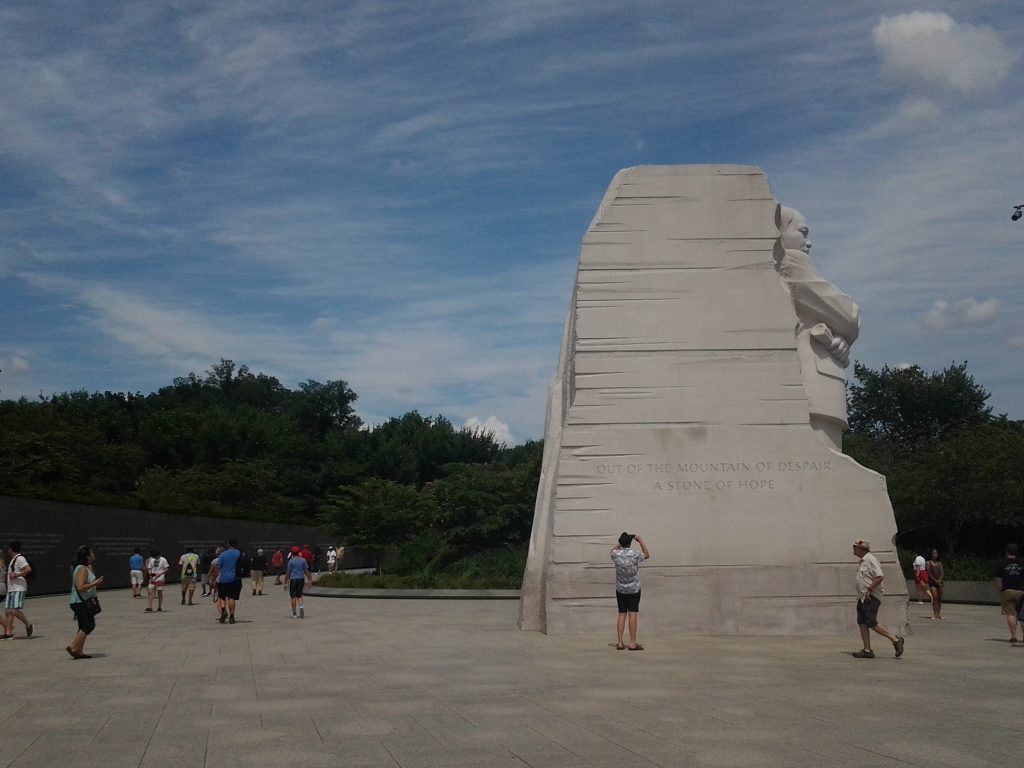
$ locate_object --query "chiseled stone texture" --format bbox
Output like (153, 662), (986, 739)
(520, 165), (905, 635)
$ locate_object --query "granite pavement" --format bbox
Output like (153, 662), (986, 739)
(0, 586), (1018, 767)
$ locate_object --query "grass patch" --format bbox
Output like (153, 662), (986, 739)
(315, 548), (526, 590)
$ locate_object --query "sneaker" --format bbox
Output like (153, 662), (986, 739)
(144, 608), (153, 613)
(228, 616), (236, 625)
(219, 609), (227, 624)
(299, 605), (304, 618)
(181, 597), (186, 605)
(26, 624), (33, 638)
(1, 633), (13, 640)
(291, 613), (298, 619)
(894, 636), (905, 658)
(1011, 638), (1019, 644)
(852, 649), (875, 658)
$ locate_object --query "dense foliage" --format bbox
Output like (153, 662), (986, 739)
(0, 361), (542, 557)
(845, 362), (1024, 560)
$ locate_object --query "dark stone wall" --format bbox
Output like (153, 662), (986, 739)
(0, 496), (369, 595)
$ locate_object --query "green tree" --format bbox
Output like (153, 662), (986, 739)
(846, 361), (1023, 555)
(318, 479), (430, 573)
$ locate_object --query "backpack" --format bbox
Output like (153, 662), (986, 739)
(184, 557), (196, 577)
(10, 554), (34, 581)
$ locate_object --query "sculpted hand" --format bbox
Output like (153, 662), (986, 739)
(829, 336), (850, 365)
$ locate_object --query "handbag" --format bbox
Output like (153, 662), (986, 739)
(74, 566), (102, 616)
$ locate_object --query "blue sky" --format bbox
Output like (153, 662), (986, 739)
(2, 2), (1022, 444)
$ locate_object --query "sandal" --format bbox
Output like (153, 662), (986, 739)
(627, 644), (644, 651)
(616, 643), (625, 650)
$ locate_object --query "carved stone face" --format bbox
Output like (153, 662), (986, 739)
(781, 208), (812, 254)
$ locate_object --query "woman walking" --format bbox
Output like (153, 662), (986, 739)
(68, 546), (103, 659)
(927, 549), (944, 621)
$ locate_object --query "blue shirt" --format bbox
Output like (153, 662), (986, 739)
(217, 548), (241, 583)
(129, 554), (143, 571)
(286, 556), (309, 581)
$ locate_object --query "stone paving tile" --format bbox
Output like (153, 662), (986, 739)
(1, 590), (1020, 768)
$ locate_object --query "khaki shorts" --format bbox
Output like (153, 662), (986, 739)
(1000, 589), (1024, 616)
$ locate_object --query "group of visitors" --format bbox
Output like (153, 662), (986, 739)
(611, 534), (1024, 658)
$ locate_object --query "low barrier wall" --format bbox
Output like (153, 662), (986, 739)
(0, 496), (371, 595)
(906, 579), (999, 605)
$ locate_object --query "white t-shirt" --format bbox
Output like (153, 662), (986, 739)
(327, 549), (337, 564)
(147, 556), (170, 584)
(856, 552), (885, 599)
(912, 555), (926, 573)
(7, 554), (29, 593)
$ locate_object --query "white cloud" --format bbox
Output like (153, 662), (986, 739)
(463, 415), (516, 446)
(923, 297), (1001, 331)
(0, 354), (30, 375)
(872, 12), (1017, 95)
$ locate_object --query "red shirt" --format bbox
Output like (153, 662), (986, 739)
(272, 551), (283, 567)
(301, 548), (314, 567)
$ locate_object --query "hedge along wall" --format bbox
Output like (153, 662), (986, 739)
(0, 495), (369, 595)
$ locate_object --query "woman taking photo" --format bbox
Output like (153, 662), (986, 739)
(68, 546), (103, 659)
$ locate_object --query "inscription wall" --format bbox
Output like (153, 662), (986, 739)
(0, 496), (371, 596)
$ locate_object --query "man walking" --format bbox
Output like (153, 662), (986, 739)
(129, 547), (145, 599)
(852, 539), (904, 658)
(2, 541), (33, 640)
(179, 547), (199, 605)
(272, 548), (284, 585)
(285, 546), (314, 619)
(145, 549), (169, 613)
(216, 539), (242, 624)
(250, 549), (266, 595)
(992, 543), (1024, 643)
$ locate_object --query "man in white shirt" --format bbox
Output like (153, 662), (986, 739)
(2, 541), (33, 640)
(852, 539), (904, 659)
(145, 550), (170, 613)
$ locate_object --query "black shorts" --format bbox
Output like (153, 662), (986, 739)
(856, 595), (881, 627)
(71, 602), (96, 635)
(616, 590), (641, 614)
(289, 579), (305, 599)
(218, 580), (242, 601)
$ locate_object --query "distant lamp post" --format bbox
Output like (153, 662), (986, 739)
(1013, 205), (1023, 222)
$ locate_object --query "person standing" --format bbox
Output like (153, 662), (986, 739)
(199, 547), (214, 596)
(992, 543), (1024, 643)
(326, 545), (337, 574)
(145, 549), (169, 612)
(68, 546), (103, 659)
(911, 551), (931, 605)
(611, 532), (649, 651)
(2, 541), (33, 640)
(300, 544), (314, 573)
(216, 539), (242, 624)
(926, 549), (944, 621)
(179, 547), (200, 606)
(129, 547), (145, 599)
(250, 549), (266, 596)
(285, 546), (313, 619)
(852, 539), (905, 659)
(272, 548), (285, 585)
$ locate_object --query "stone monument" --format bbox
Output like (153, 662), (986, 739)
(519, 165), (905, 636)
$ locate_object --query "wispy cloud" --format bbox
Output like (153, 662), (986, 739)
(923, 297), (1002, 331)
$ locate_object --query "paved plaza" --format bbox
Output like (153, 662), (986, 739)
(0, 588), (1019, 768)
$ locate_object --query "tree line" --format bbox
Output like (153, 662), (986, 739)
(0, 359), (541, 571)
(844, 361), (1024, 566)
(2, 358), (1021, 576)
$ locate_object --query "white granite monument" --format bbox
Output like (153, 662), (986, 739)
(519, 165), (905, 636)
